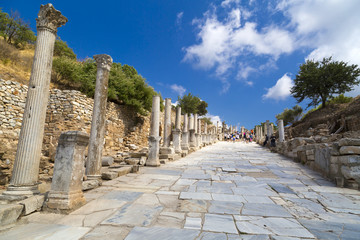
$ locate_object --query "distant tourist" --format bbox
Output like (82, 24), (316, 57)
(270, 135), (276, 147)
(263, 134), (268, 146)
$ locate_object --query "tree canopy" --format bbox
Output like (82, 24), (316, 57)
(276, 105), (303, 126)
(52, 56), (160, 115)
(177, 93), (208, 116)
(201, 117), (212, 125)
(0, 9), (36, 48)
(291, 57), (360, 109)
(54, 37), (76, 60)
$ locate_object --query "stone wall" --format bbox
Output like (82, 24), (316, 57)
(275, 136), (360, 190)
(0, 79), (153, 185)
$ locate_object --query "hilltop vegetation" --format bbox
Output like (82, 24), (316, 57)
(0, 8), (161, 116)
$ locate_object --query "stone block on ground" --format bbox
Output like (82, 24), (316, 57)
(82, 179), (102, 191)
(340, 146), (360, 155)
(0, 204), (23, 225)
(125, 158), (140, 165)
(102, 156), (114, 166)
(338, 155), (360, 166)
(19, 195), (45, 215)
(110, 166), (132, 177)
(139, 156), (146, 165)
(339, 138), (360, 147)
(159, 147), (175, 155)
(102, 172), (118, 180)
(130, 152), (147, 158)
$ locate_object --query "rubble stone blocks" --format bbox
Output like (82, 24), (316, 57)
(172, 106), (182, 154)
(339, 138), (360, 146)
(86, 54), (113, 180)
(0, 204), (23, 225)
(2, 4), (67, 196)
(45, 131), (89, 213)
(146, 96), (161, 167)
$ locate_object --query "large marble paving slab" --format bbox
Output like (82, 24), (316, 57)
(124, 227), (199, 240)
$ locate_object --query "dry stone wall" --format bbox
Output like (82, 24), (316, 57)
(0, 79), (152, 185)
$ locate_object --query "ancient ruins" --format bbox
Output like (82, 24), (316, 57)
(0, 3), (359, 239)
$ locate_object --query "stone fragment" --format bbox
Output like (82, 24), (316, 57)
(19, 195), (45, 215)
(101, 156), (114, 166)
(82, 179), (102, 191)
(125, 158), (140, 165)
(338, 155), (360, 165)
(339, 138), (360, 146)
(203, 214), (238, 234)
(101, 172), (118, 180)
(139, 156), (146, 165)
(0, 204), (23, 225)
(339, 146), (360, 155)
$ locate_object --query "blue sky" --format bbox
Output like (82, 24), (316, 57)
(3, 0), (360, 130)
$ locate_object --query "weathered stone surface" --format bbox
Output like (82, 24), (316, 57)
(101, 172), (118, 180)
(19, 195), (45, 215)
(110, 166), (132, 176)
(203, 214), (238, 234)
(124, 227), (199, 240)
(338, 155), (360, 165)
(125, 158), (140, 165)
(82, 179), (102, 191)
(0, 204), (23, 225)
(339, 138), (360, 146)
(340, 146), (360, 155)
(102, 156), (114, 166)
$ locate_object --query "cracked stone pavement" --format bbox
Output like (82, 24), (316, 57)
(1, 142), (360, 240)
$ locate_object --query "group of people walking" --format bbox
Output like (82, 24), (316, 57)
(224, 130), (255, 143)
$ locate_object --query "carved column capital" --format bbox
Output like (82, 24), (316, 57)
(36, 4), (67, 33)
(94, 54), (113, 71)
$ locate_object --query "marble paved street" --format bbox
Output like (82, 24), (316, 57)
(1, 142), (360, 239)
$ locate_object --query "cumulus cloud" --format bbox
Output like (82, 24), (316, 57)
(263, 74), (293, 100)
(183, 0), (360, 95)
(204, 114), (222, 126)
(183, 1), (294, 91)
(170, 84), (186, 96)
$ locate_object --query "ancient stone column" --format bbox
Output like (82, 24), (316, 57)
(3, 4), (67, 196)
(45, 131), (89, 212)
(194, 114), (199, 147)
(85, 54), (113, 180)
(181, 113), (189, 151)
(189, 114), (196, 149)
(265, 120), (270, 137)
(203, 122), (208, 145)
(278, 120), (285, 142)
(163, 98), (172, 148)
(172, 106), (182, 154)
(197, 118), (202, 147)
(270, 123), (274, 136)
(147, 95), (161, 166)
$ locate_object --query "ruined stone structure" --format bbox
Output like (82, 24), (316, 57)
(86, 54), (113, 180)
(46, 131), (89, 212)
(146, 95), (161, 167)
(181, 113), (189, 152)
(3, 4), (67, 196)
(172, 107), (182, 154)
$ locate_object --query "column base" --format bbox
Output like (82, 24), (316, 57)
(146, 136), (161, 167)
(44, 190), (86, 214)
(2, 185), (40, 197)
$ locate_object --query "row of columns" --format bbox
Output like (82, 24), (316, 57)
(255, 119), (285, 144)
(146, 96), (219, 166)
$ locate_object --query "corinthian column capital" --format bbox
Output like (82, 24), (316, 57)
(94, 54), (113, 71)
(36, 4), (67, 33)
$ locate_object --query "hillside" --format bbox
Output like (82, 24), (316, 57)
(286, 96), (360, 138)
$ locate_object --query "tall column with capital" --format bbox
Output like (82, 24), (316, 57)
(85, 54), (113, 179)
(203, 122), (208, 145)
(159, 98), (175, 161)
(197, 118), (202, 147)
(194, 114), (199, 148)
(4, 4), (67, 196)
(147, 95), (161, 166)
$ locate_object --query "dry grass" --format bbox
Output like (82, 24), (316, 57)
(0, 39), (33, 84)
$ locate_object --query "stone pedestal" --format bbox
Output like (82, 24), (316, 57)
(3, 4), (67, 196)
(147, 136), (161, 167)
(172, 129), (182, 154)
(159, 147), (177, 162)
(189, 129), (196, 149)
(86, 54), (113, 180)
(45, 131), (89, 213)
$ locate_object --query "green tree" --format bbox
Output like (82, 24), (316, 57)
(291, 57), (360, 109)
(54, 37), (76, 59)
(52, 57), (159, 115)
(276, 105), (303, 126)
(201, 117), (212, 125)
(177, 93), (208, 115)
(0, 9), (36, 48)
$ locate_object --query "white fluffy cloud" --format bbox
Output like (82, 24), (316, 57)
(184, 0), (360, 95)
(263, 74), (293, 100)
(204, 114), (222, 126)
(170, 84), (186, 96)
(183, 1), (294, 90)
